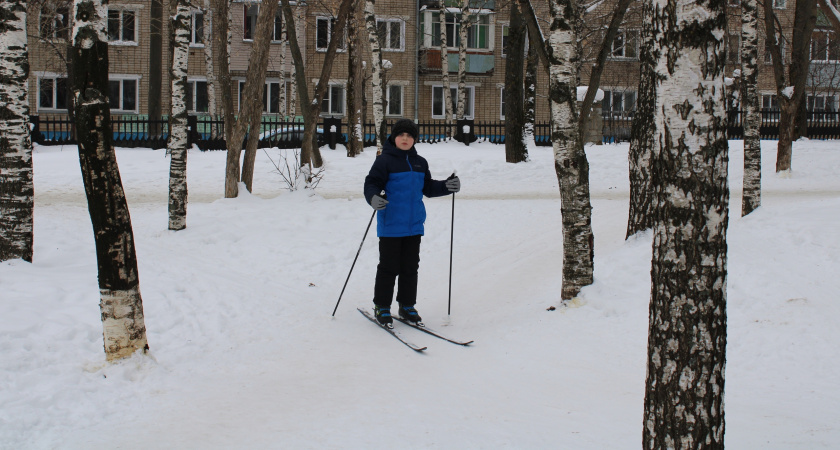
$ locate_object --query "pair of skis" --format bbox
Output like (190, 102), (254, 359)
(357, 308), (473, 352)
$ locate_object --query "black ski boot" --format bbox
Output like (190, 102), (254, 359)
(374, 305), (393, 327)
(398, 305), (422, 324)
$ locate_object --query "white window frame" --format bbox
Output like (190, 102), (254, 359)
(108, 75), (141, 113)
(807, 93), (837, 111)
(761, 93), (779, 111)
(431, 85), (475, 120)
(499, 86), (506, 120)
(385, 84), (404, 117)
(271, 8), (284, 42)
(427, 11), (493, 51)
(36, 73), (69, 112)
(320, 84), (346, 117)
(609, 29), (639, 60)
(376, 18), (405, 52)
(601, 88), (637, 119)
(810, 30), (839, 63)
(238, 79), (287, 114)
(186, 78), (209, 113)
(765, 38), (785, 64)
(243, 3), (258, 41)
(190, 11), (206, 47)
(107, 7), (138, 45)
(39, 5), (70, 41)
(316, 16), (347, 52)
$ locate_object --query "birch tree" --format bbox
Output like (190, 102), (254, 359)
(202, 0), (217, 118)
(456, 0), (470, 121)
(765, 0), (818, 172)
(523, 34), (538, 144)
(364, 0), (386, 154)
(504, 1), (527, 163)
(440, 3), (454, 134)
(346, 0), (365, 156)
(0, 0), (34, 263)
(643, 0), (729, 445)
(741, 0), (761, 216)
(168, 0), (191, 230)
(71, 0), (148, 361)
(517, 0), (595, 300)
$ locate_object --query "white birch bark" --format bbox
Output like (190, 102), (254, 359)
(364, 0), (385, 154)
(643, 0), (729, 445)
(72, 0), (148, 361)
(456, 0), (469, 120)
(279, 18), (287, 118)
(0, 0), (34, 263)
(741, 0), (761, 216)
(168, 0), (191, 231)
(203, 0), (217, 117)
(545, 0), (595, 300)
(439, 4), (454, 136)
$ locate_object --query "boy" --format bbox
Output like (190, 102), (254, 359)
(363, 119), (460, 327)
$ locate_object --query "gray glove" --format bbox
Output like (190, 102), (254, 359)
(445, 176), (461, 193)
(370, 194), (389, 211)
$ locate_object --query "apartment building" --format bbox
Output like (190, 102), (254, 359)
(25, 0), (840, 127)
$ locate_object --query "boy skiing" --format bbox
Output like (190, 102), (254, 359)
(364, 119), (460, 327)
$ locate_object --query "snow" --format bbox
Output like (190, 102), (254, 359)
(2, 139), (840, 448)
(577, 86), (605, 102)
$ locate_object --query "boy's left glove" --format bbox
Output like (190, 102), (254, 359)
(445, 176), (460, 193)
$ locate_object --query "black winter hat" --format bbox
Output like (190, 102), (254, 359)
(390, 119), (419, 140)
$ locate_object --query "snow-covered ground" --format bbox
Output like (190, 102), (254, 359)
(1, 138), (838, 449)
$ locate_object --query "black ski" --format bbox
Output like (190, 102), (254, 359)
(358, 308), (427, 352)
(393, 316), (474, 346)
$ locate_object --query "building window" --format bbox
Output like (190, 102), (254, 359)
(602, 89), (636, 118)
(811, 30), (840, 62)
(316, 17), (346, 51)
(187, 80), (209, 113)
(40, 5), (70, 40)
(108, 9), (137, 44)
(109, 78), (139, 112)
(807, 94), (837, 111)
(38, 76), (68, 111)
(761, 94), (779, 111)
(431, 12), (491, 50)
(386, 85), (403, 116)
(765, 38), (785, 64)
(500, 87), (505, 120)
(773, 0), (786, 8)
(432, 85), (474, 119)
(190, 11), (205, 46)
(239, 80), (286, 114)
(244, 4), (258, 40)
(377, 19), (404, 51)
(728, 34), (740, 64)
(321, 85), (346, 116)
(273, 9), (283, 42)
(610, 30), (639, 59)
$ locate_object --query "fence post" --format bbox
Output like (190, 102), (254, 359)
(187, 115), (199, 148)
(29, 115), (41, 144)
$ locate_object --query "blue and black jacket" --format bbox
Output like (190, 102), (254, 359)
(364, 138), (450, 237)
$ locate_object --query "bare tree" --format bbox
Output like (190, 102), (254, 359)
(765, 0), (819, 172)
(71, 0), (148, 361)
(456, 0), (470, 121)
(346, 0), (365, 156)
(440, 2), (454, 135)
(504, 1), (527, 163)
(364, 0), (386, 154)
(0, 0), (34, 263)
(741, 0), (761, 216)
(168, 0), (191, 230)
(202, 0), (217, 117)
(643, 0), (729, 446)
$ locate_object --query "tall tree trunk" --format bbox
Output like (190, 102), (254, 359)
(456, 0), (469, 120)
(440, 3), (454, 136)
(626, 0), (658, 238)
(288, 3), (301, 118)
(168, 0), (191, 231)
(765, 0), (818, 172)
(214, 0), (239, 198)
(547, 0), (594, 299)
(71, 0), (148, 361)
(504, 1), (527, 163)
(148, 0), (164, 130)
(364, 0), (385, 154)
(203, 0), (217, 118)
(741, 0), (761, 216)
(346, 0), (365, 156)
(279, 16), (287, 118)
(524, 43), (537, 144)
(643, 0), (729, 445)
(0, 0), (34, 263)
(240, 0), (280, 192)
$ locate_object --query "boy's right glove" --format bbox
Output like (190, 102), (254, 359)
(370, 194), (389, 211)
(445, 176), (461, 193)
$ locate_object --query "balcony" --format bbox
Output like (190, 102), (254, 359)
(419, 49), (495, 75)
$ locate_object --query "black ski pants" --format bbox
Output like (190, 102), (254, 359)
(373, 235), (421, 309)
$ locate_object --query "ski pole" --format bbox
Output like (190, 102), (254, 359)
(447, 172), (456, 315)
(332, 194), (381, 316)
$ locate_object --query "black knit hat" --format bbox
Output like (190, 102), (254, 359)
(390, 119), (419, 140)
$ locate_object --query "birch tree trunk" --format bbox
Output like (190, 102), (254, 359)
(456, 0), (469, 120)
(440, 4), (454, 136)
(203, 0), (217, 118)
(643, 0), (729, 445)
(288, 3), (301, 118)
(626, 0), (658, 238)
(279, 18), (287, 118)
(168, 0), (191, 231)
(504, 1), (527, 163)
(346, 0), (365, 156)
(0, 0), (34, 263)
(546, 0), (594, 300)
(741, 0), (761, 216)
(364, 0), (385, 154)
(524, 43), (537, 144)
(71, 0), (148, 361)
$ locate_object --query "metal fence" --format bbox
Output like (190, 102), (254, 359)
(29, 111), (840, 149)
